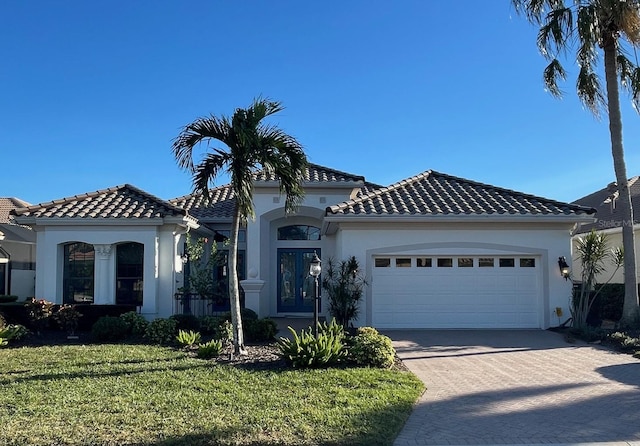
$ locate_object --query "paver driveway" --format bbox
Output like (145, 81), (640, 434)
(386, 330), (640, 446)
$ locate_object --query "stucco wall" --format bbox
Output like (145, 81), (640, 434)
(33, 225), (179, 318)
(333, 221), (576, 329)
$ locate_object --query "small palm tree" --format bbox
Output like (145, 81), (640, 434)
(512, 0), (640, 322)
(173, 98), (308, 355)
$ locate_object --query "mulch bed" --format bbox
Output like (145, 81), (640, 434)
(8, 329), (409, 372)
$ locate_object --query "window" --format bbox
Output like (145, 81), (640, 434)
(396, 258), (411, 267)
(499, 258), (515, 267)
(277, 225), (320, 241)
(116, 242), (144, 306)
(479, 258), (494, 267)
(375, 258), (391, 267)
(210, 250), (246, 310)
(458, 258), (473, 268)
(63, 242), (95, 304)
(437, 258), (453, 267)
(520, 258), (536, 267)
(417, 258), (432, 267)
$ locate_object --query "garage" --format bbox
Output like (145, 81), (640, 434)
(371, 254), (542, 329)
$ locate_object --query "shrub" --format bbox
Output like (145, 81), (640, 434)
(53, 304), (82, 334)
(91, 316), (129, 342)
(176, 329), (202, 346)
(222, 308), (258, 323)
(0, 312), (6, 329)
(0, 324), (29, 342)
(322, 256), (366, 330)
(277, 320), (346, 368)
(145, 318), (178, 345)
(0, 295), (19, 303)
(25, 298), (55, 333)
(199, 315), (224, 335)
(197, 339), (224, 359)
(348, 326), (396, 368)
(170, 314), (201, 331)
(214, 320), (233, 346)
(608, 331), (640, 353)
(120, 311), (149, 336)
(244, 318), (278, 342)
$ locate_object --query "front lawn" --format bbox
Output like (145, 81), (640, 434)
(0, 344), (423, 445)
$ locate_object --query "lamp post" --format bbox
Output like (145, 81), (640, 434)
(309, 251), (322, 338)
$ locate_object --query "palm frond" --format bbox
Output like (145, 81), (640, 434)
(537, 7), (573, 57)
(576, 65), (605, 116)
(192, 152), (229, 199)
(172, 116), (232, 171)
(543, 58), (567, 96)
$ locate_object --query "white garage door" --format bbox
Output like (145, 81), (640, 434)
(372, 255), (541, 329)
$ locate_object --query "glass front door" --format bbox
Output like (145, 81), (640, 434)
(277, 249), (320, 312)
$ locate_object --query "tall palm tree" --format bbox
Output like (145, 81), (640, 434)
(512, 0), (640, 323)
(173, 98), (308, 355)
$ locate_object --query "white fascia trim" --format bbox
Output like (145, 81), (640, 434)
(255, 180), (363, 190)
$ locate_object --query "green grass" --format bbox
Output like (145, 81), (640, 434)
(0, 344), (423, 445)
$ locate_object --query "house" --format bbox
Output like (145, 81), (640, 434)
(0, 198), (36, 299)
(11, 164), (595, 329)
(571, 177), (640, 284)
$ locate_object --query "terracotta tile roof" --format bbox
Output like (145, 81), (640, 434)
(169, 164), (373, 220)
(169, 184), (236, 220)
(254, 162), (365, 183)
(572, 176), (640, 234)
(0, 197), (31, 223)
(327, 170), (596, 217)
(11, 184), (189, 220)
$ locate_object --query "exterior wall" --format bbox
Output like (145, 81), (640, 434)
(0, 240), (36, 299)
(334, 221), (576, 329)
(244, 187), (353, 318)
(33, 225), (180, 319)
(571, 228), (634, 285)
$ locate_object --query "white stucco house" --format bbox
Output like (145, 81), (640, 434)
(0, 198), (36, 299)
(11, 164), (595, 329)
(571, 177), (640, 285)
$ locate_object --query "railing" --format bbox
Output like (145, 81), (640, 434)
(173, 292), (231, 317)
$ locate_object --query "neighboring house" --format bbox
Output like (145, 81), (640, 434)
(0, 197), (36, 299)
(12, 164), (595, 329)
(571, 177), (640, 284)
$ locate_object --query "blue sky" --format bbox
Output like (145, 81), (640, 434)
(1, 1), (639, 205)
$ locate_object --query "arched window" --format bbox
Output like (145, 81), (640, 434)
(277, 225), (321, 241)
(116, 242), (144, 306)
(63, 242), (95, 304)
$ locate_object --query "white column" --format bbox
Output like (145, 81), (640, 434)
(241, 267), (265, 317)
(93, 244), (114, 305)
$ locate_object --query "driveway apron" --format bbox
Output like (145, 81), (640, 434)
(387, 330), (640, 445)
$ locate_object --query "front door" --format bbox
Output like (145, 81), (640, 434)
(277, 249), (320, 312)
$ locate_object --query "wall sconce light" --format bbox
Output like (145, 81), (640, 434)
(558, 256), (570, 280)
(181, 253), (189, 265)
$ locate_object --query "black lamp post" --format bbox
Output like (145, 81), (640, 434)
(309, 251), (322, 338)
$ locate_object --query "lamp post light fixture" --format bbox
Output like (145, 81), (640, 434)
(558, 256), (570, 280)
(309, 251), (322, 338)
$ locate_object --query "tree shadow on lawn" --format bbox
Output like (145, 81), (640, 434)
(0, 360), (213, 386)
(139, 400), (414, 446)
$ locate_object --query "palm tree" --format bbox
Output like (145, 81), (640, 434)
(173, 98), (308, 355)
(512, 0), (640, 323)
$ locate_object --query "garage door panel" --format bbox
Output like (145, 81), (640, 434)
(372, 255), (542, 329)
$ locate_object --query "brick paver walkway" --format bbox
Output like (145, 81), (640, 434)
(387, 330), (640, 446)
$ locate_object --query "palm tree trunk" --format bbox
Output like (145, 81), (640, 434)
(603, 35), (639, 323)
(229, 204), (247, 356)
